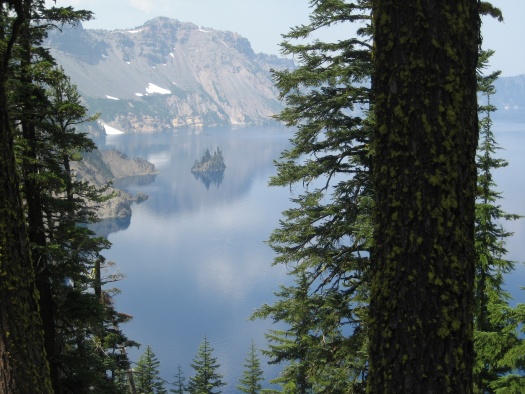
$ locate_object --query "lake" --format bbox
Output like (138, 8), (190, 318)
(97, 126), (295, 392)
(96, 115), (525, 392)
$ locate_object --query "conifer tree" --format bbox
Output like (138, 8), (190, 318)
(490, 303), (525, 392)
(170, 364), (186, 394)
(188, 337), (226, 394)
(259, 1), (512, 392)
(472, 49), (524, 393)
(5, 4), (136, 391)
(11, 59), (134, 393)
(135, 345), (167, 394)
(237, 341), (264, 394)
(253, 1), (372, 392)
(0, 1), (53, 391)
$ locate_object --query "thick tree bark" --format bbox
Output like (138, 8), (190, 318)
(0, 2), (53, 393)
(0, 80), (53, 394)
(18, 4), (60, 388)
(368, 1), (480, 393)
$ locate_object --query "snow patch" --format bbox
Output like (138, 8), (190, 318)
(105, 95), (119, 100)
(127, 29), (142, 34)
(219, 39), (229, 48)
(170, 53), (174, 58)
(199, 28), (211, 33)
(135, 93), (144, 97)
(146, 83), (171, 95)
(126, 61), (131, 64)
(102, 123), (124, 135)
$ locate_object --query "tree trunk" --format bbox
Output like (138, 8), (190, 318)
(0, 2), (53, 393)
(368, 1), (480, 392)
(0, 99), (53, 394)
(18, 20), (60, 393)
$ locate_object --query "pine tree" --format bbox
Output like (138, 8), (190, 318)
(5, 3), (136, 391)
(472, 49), (524, 393)
(12, 62), (134, 394)
(188, 337), (226, 394)
(237, 341), (264, 394)
(0, 1), (53, 391)
(369, 0), (480, 391)
(135, 345), (167, 394)
(170, 364), (187, 394)
(260, 2), (508, 392)
(253, 0), (372, 392)
(489, 303), (525, 392)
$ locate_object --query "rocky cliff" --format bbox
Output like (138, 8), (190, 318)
(493, 74), (525, 110)
(73, 149), (158, 219)
(45, 17), (294, 133)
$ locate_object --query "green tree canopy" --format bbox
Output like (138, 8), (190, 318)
(188, 336), (226, 394)
(5, 2), (136, 392)
(259, 1), (513, 393)
(136, 345), (167, 394)
(237, 341), (265, 394)
(170, 364), (187, 394)
(473, 49), (525, 393)
(253, 1), (372, 392)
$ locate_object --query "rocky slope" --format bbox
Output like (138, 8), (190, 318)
(72, 149), (158, 219)
(45, 17), (293, 133)
(493, 74), (525, 110)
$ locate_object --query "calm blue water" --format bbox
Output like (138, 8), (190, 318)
(96, 116), (525, 392)
(490, 116), (525, 297)
(97, 126), (295, 392)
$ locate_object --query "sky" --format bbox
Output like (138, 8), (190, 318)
(46, 0), (525, 77)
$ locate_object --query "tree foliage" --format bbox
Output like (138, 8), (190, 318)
(258, 1), (522, 393)
(136, 345), (167, 394)
(170, 364), (187, 394)
(237, 341), (265, 394)
(253, 0), (372, 392)
(1, 1), (136, 393)
(0, 1), (53, 391)
(188, 337), (226, 394)
(473, 49), (525, 394)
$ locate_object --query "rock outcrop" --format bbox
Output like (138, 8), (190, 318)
(72, 149), (158, 219)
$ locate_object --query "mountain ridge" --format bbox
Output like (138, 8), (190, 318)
(45, 17), (524, 134)
(45, 17), (293, 132)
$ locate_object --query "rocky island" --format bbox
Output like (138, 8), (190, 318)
(191, 147), (226, 173)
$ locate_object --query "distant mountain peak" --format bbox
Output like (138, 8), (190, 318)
(45, 19), (293, 132)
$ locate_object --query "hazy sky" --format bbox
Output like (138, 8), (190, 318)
(48, 0), (524, 77)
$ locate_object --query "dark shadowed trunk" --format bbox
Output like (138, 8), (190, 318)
(17, 5), (59, 388)
(368, 1), (480, 392)
(0, 2), (53, 392)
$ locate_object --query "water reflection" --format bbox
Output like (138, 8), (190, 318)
(96, 127), (291, 221)
(192, 169), (225, 189)
(113, 174), (158, 190)
(97, 126), (294, 393)
(92, 122), (525, 392)
(90, 216), (131, 239)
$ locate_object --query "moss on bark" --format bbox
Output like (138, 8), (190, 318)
(368, 1), (480, 392)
